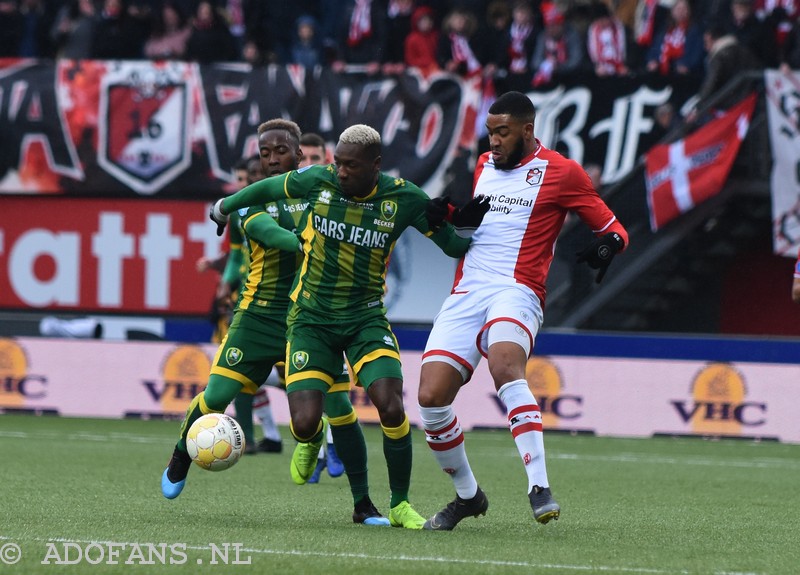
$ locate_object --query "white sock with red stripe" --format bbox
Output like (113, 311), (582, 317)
(419, 404), (479, 499)
(253, 388), (281, 442)
(497, 379), (549, 491)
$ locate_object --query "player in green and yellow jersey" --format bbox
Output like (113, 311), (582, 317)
(210, 124), (490, 529)
(163, 120), (390, 525)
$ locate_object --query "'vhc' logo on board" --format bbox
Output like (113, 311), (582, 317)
(97, 62), (191, 195)
(671, 362), (767, 433)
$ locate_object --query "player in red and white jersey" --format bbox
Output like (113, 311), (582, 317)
(417, 91), (629, 531)
(792, 248), (800, 304)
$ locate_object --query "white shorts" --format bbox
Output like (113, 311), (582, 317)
(422, 283), (543, 381)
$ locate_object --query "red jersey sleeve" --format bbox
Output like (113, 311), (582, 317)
(559, 159), (629, 250)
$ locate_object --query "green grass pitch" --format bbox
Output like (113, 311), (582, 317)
(2, 413), (799, 574)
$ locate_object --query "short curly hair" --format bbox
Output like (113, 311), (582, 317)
(257, 119), (302, 145)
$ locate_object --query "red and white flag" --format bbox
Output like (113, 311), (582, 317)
(645, 94), (756, 231)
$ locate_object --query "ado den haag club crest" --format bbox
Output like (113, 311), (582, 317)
(98, 62), (191, 195)
(292, 351), (309, 370)
(381, 200), (397, 220)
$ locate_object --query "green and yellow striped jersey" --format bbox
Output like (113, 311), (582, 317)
(224, 164), (470, 320)
(234, 198), (306, 318)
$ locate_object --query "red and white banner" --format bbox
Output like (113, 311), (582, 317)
(0, 196), (222, 314)
(645, 93), (756, 231)
(764, 69), (800, 257)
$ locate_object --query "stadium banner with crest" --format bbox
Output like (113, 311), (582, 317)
(764, 69), (800, 257)
(2, 336), (799, 443)
(0, 59), (699, 198)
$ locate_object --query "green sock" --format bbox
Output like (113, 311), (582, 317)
(383, 432), (412, 508)
(233, 392), (255, 446)
(176, 394), (206, 453)
(177, 376), (242, 452)
(330, 421), (370, 505)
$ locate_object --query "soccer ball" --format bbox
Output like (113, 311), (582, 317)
(186, 413), (245, 471)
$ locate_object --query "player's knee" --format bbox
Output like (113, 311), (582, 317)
(370, 389), (405, 426)
(418, 362), (462, 407)
(418, 383), (447, 408)
(290, 413), (321, 441)
(377, 402), (406, 428)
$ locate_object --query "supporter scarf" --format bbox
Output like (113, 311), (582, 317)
(544, 36), (567, 65)
(450, 33), (481, 75)
(348, 0), (373, 47)
(658, 24), (686, 75)
(635, 0), (658, 46)
(508, 21), (533, 73)
(588, 17), (626, 74)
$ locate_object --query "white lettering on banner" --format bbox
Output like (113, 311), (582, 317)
(531, 86), (590, 164)
(92, 213), (135, 307)
(0, 201), (221, 312)
(9, 230), (80, 306)
(187, 216), (225, 260)
(140, 214), (182, 308)
(590, 86), (670, 182)
(531, 85), (672, 184)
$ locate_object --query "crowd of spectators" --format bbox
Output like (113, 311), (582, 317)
(0, 0), (798, 88)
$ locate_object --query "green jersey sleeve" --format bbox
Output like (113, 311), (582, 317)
(428, 224), (471, 258)
(242, 210), (301, 253)
(222, 165), (327, 213)
(221, 211), (245, 284)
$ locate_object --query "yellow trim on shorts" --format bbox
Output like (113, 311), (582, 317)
(285, 369), (335, 387)
(351, 348), (401, 376)
(329, 379), (351, 393)
(210, 366), (258, 394)
(381, 414), (410, 439)
(328, 409), (357, 427)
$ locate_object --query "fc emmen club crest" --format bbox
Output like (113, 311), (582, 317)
(526, 168), (542, 186)
(381, 200), (398, 221)
(291, 351), (309, 370)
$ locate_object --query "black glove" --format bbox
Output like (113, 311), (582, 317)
(426, 195), (452, 232)
(451, 195), (491, 238)
(576, 232), (624, 283)
(210, 198), (227, 237)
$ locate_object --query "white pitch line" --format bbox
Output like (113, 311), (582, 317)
(3, 429), (799, 470)
(0, 536), (708, 574)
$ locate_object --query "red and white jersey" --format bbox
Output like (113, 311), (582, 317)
(452, 141), (628, 306)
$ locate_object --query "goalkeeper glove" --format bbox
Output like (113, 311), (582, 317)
(576, 232), (624, 284)
(451, 195), (491, 238)
(426, 195), (454, 232)
(210, 198), (228, 237)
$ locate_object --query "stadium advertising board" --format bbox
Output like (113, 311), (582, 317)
(2, 337), (798, 443)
